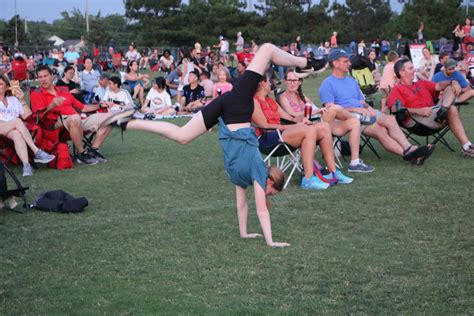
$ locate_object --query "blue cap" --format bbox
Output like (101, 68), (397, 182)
(328, 48), (350, 62)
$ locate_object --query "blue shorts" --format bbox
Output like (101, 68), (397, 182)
(258, 131), (280, 149)
(126, 80), (144, 91)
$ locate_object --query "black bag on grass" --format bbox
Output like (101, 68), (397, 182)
(32, 190), (88, 213)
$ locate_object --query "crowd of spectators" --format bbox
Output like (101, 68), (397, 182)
(0, 23), (473, 182)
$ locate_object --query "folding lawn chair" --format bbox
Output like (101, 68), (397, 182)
(390, 104), (465, 152)
(350, 55), (379, 97)
(0, 162), (29, 213)
(257, 128), (302, 189)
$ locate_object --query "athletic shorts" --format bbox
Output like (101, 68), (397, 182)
(258, 131), (280, 148)
(200, 70), (263, 130)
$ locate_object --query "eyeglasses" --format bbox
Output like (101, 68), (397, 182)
(285, 79), (300, 83)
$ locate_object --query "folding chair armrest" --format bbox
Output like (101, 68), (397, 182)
(389, 107), (408, 125)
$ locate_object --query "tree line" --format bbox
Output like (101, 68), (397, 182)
(0, 0), (466, 50)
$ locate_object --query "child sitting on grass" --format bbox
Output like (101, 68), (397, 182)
(142, 77), (175, 116)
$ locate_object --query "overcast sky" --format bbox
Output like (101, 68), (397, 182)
(0, 0), (407, 23)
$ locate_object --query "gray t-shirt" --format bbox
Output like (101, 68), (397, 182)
(236, 37), (244, 53)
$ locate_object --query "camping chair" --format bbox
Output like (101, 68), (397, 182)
(0, 135), (21, 166)
(0, 162), (29, 213)
(391, 106), (455, 152)
(350, 68), (378, 96)
(257, 127), (302, 189)
(350, 55), (378, 97)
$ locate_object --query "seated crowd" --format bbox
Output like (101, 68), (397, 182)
(0, 39), (472, 185)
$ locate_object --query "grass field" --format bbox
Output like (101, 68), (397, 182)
(1, 72), (473, 314)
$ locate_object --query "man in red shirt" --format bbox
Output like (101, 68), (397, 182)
(234, 44), (254, 66)
(330, 32), (338, 48)
(30, 65), (127, 164)
(387, 59), (474, 158)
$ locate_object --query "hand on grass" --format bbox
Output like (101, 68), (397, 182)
(241, 233), (262, 238)
(268, 241), (290, 247)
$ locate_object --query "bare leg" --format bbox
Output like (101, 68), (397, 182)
(7, 129), (29, 165)
(448, 105), (470, 145)
(92, 126), (112, 149)
(127, 111), (208, 145)
(133, 85), (140, 99)
(457, 89), (474, 103)
(64, 115), (85, 153)
(363, 123), (404, 156)
(282, 125), (316, 179)
(246, 43), (307, 76)
(331, 118), (361, 161)
(10, 118), (40, 153)
(375, 115), (411, 150)
(315, 122), (337, 172)
(138, 86), (145, 106)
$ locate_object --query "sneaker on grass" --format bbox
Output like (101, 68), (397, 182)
(75, 151), (99, 165)
(33, 149), (55, 164)
(348, 160), (375, 173)
(301, 175), (330, 190)
(462, 145), (474, 158)
(22, 164), (33, 177)
(324, 168), (353, 184)
(89, 149), (107, 163)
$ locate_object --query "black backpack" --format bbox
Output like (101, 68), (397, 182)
(32, 190), (88, 213)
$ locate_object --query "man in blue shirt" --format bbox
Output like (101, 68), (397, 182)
(319, 48), (433, 164)
(432, 58), (474, 103)
(64, 45), (80, 65)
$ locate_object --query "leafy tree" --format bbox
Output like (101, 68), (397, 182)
(2, 15), (26, 45)
(124, 0), (182, 46)
(387, 0), (463, 40)
(255, 0), (307, 43)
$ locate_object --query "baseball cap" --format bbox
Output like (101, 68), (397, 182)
(444, 58), (457, 69)
(244, 43), (251, 49)
(327, 48), (350, 62)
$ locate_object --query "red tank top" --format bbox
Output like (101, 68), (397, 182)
(254, 96), (281, 136)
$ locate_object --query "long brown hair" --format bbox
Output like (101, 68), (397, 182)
(285, 68), (306, 104)
(0, 74), (12, 97)
(268, 166), (285, 192)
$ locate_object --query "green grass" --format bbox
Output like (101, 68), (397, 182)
(1, 73), (473, 314)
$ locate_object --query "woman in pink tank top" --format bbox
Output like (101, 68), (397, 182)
(278, 69), (365, 166)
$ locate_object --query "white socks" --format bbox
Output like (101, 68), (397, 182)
(350, 159), (360, 166)
(463, 142), (472, 150)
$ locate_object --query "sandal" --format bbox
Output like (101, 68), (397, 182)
(402, 145), (430, 161)
(410, 144), (436, 166)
